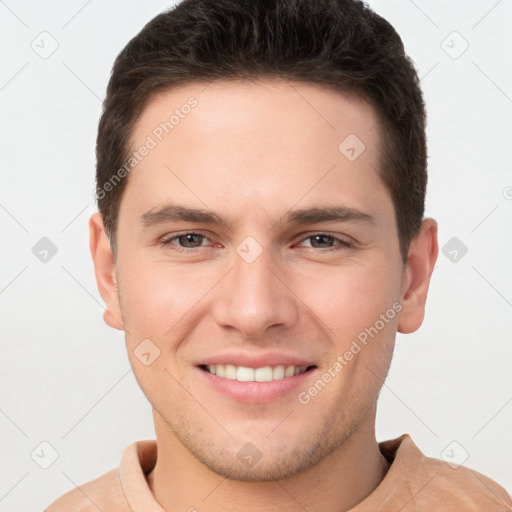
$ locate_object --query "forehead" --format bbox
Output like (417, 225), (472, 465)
(134, 79), (380, 147)
(121, 79), (391, 227)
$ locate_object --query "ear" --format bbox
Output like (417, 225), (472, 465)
(89, 212), (124, 331)
(397, 218), (438, 334)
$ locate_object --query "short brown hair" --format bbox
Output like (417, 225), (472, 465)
(96, 0), (427, 263)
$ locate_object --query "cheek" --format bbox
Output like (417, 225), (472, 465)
(295, 258), (400, 336)
(117, 258), (223, 348)
(117, 261), (203, 397)
(117, 261), (182, 331)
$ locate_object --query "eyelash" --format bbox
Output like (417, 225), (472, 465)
(158, 232), (353, 253)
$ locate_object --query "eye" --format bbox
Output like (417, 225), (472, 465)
(158, 231), (353, 254)
(296, 233), (353, 250)
(159, 232), (213, 252)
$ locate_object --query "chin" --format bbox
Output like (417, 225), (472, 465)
(194, 446), (322, 482)
(174, 417), (358, 482)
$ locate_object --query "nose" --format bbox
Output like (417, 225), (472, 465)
(211, 243), (300, 340)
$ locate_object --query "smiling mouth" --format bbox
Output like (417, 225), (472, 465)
(199, 364), (317, 382)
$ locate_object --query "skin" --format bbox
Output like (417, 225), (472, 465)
(89, 80), (438, 512)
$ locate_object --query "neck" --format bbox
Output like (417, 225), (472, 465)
(147, 407), (389, 512)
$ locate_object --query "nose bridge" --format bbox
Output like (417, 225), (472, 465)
(234, 240), (277, 297)
(212, 237), (298, 337)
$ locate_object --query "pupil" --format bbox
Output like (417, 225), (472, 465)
(313, 235), (332, 248)
(181, 234), (202, 247)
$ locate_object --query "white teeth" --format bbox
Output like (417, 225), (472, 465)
(225, 364), (237, 380)
(296, 365), (307, 375)
(255, 366), (273, 382)
(237, 366), (254, 381)
(272, 365), (285, 380)
(284, 365), (295, 378)
(205, 364), (310, 381)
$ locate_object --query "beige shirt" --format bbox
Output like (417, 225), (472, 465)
(45, 434), (512, 511)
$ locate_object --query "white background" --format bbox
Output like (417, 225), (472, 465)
(1, 1), (511, 510)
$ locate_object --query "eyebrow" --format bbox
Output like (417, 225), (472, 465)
(140, 203), (375, 229)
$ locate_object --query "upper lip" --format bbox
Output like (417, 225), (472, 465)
(198, 353), (318, 368)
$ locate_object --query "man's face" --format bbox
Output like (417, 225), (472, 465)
(112, 80), (407, 480)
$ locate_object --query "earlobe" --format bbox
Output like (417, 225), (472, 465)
(89, 212), (125, 331)
(397, 218), (438, 334)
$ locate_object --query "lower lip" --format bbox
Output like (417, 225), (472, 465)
(196, 366), (317, 404)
